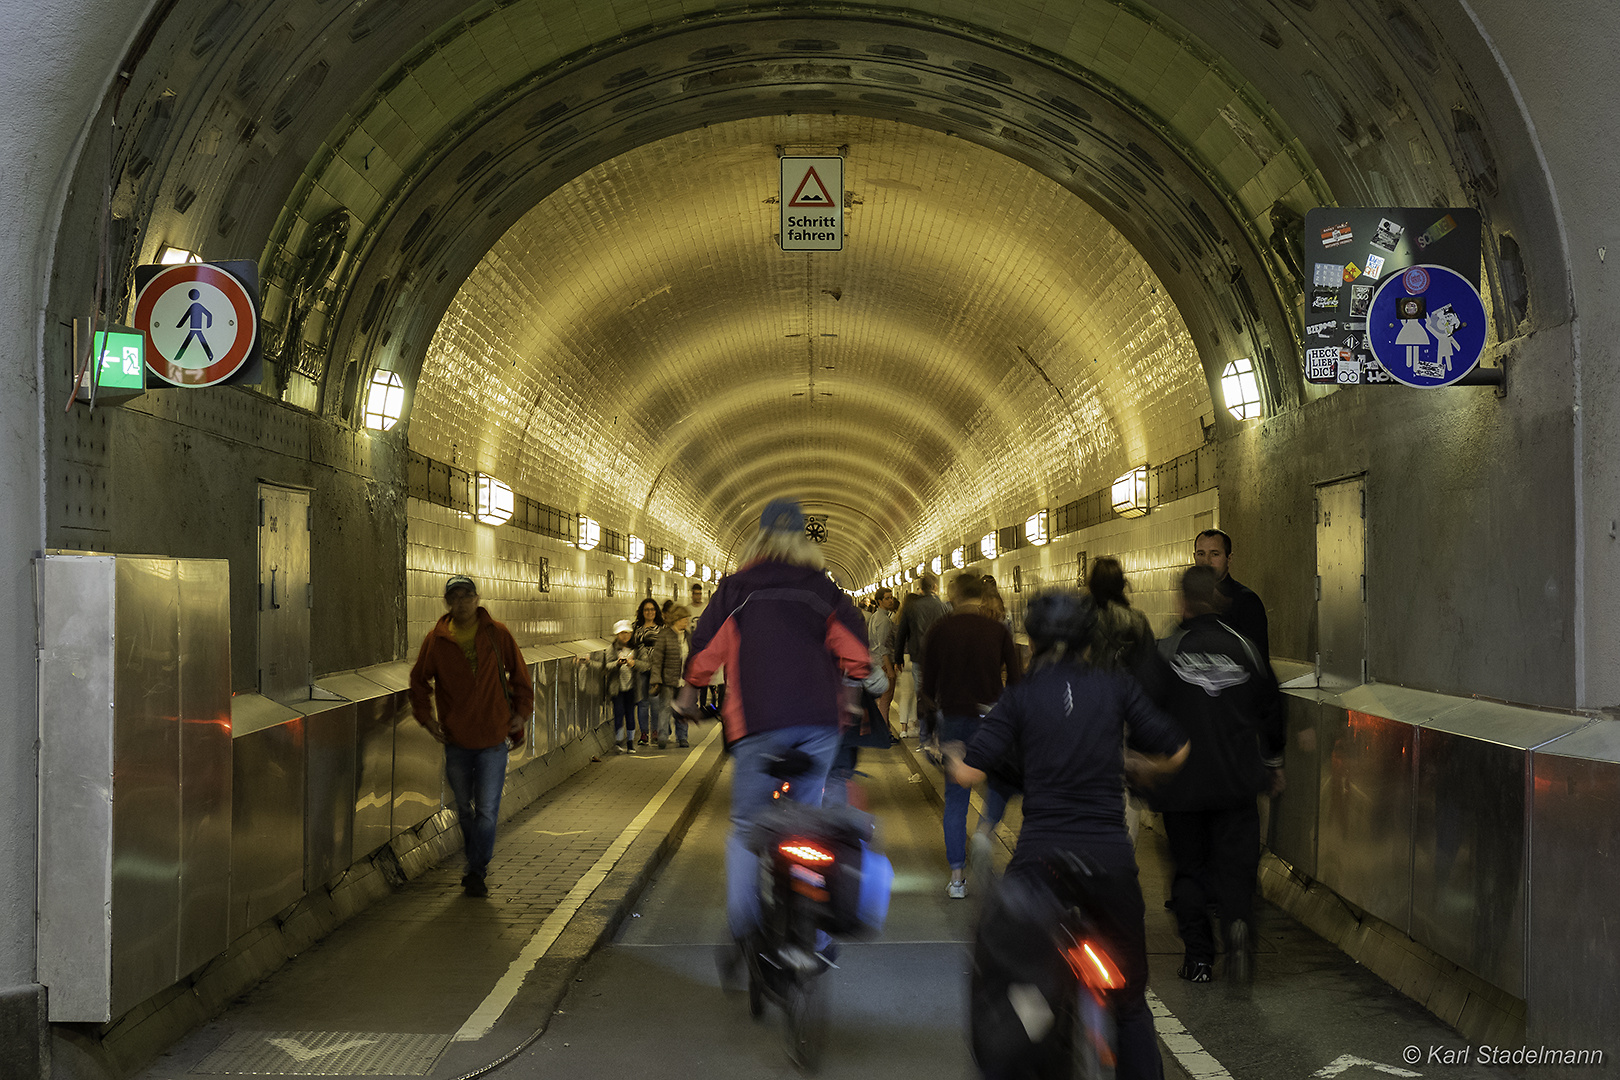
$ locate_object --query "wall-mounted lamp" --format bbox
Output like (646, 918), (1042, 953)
(1220, 357), (1263, 421)
(904, 569), (913, 582)
(915, 563), (925, 577)
(1111, 466), (1150, 518)
(684, 558), (696, 577)
(661, 551), (675, 572)
(157, 245), (201, 265)
(363, 370), (405, 431)
(628, 535), (646, 563)
(577, 515), (601, 550)
(701, 564), (713, 582)
(980, 533), (998, 560)
(929, 555), (943, 575)
(474, 474), (513, 525)
(951, 547), (965, 569)
(1024, 510), (1049, 547)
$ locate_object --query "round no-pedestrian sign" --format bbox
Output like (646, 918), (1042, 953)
(1366, 263), (1487, 388)
(133, 263), (259, 386)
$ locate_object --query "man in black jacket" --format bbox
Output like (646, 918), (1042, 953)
(1193, 528), (1269, 660)
(1153, 565), (1284, 985)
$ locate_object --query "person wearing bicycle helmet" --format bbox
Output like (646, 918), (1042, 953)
(945, 589), (1187, 1080)
(685, 498), (871, 972)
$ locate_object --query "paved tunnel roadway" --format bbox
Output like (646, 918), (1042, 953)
(135, 738), (1513, 1080)
(503, 748), (1509, 1080)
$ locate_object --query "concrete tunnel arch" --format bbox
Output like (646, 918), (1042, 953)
(41, 0), (1574, 702)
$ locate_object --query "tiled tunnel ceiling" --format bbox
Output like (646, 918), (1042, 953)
(411, 114), (1210, 582)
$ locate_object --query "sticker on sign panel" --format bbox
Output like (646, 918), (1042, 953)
(1371, 218), (1405, 252)
(1314, 262), (1344, 287)
(1321, 222), (1354, 248)
(1305, 347), (1338, 381)
(1310, 287), (1340, 311)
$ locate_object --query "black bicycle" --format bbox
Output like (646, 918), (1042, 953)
(971, 850), (1125, 1080)
(742, 750), (880, 1073)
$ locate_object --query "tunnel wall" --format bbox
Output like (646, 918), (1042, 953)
(1220, 328), (1577, 707)
(406, 497), (697, 647)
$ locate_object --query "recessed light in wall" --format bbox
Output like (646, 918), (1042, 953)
(628, 535), (646, 563)
(980, 533), (998, 560)
(684, 558), (697, 577)
(929, 556), (942, 575)
(951, 547), (965, 569)
(661, 551), (675, 572)
(701, 564), (713, 582)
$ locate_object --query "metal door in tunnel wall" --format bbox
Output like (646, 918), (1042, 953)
(258, 483), (311, 702)
(1316, 477), (1367, 690)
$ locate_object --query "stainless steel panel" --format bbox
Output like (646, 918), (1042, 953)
(299, 700), (357, 890)
(554, 658), (577, 746)
(1528, 721), (1620, 1051)
(257, 485), (311, 702)
(506, 663), (539, 769)
(352, 692), (399, 863)
(1317, 706), (1414, 931)
(527, 663), (550, 757)
(1315, 478), (1366, 690)
(358, 660), (413, 693)
(1412, 726), (1527, 995)
(36, 555), (118, 1022)
(314, 671), (395, 702)
(176, 559), (232, 980)
(1337, 682), (1465, 727)
(230, 698), (305, 940)
(1269, 691), (1324, 878)
(392, 696), (443, 835)
(581, 650), (606, 734)
(110, 557), (182, 1017)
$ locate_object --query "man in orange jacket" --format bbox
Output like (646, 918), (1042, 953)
(410, 575), (534, 897)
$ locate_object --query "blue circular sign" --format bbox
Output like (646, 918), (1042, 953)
(1366, 263), (1487, 388)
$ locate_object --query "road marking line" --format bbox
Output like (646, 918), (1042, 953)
(455, 723), (723, 1042)
(267, 1036), (379, 1062)
(1146, 988), (1234, 1080)
(1315, 1054), (1422, 1078)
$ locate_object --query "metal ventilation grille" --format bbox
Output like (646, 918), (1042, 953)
(192, 1031), (451, 1075)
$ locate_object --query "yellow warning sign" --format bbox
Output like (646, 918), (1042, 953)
(780, 157), (843, 251)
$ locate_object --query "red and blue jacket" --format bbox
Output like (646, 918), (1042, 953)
(685, 559), (871, 745)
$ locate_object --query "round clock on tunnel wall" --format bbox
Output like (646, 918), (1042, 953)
(805, 518), (828, 543)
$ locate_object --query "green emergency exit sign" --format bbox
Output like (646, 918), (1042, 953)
(95, 328), (144, 390)
(74, 322), (147, 405)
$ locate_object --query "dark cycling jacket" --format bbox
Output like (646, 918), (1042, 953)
(1149, 613), (1284, 812)
(685, 559), (870, 744)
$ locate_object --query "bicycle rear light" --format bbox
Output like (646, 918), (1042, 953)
(1067, 940), (1124, 994)
(779, 840), (834, 864)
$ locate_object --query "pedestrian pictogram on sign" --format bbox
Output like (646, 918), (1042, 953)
(780, 157), (843, 251)
(133, 262), (260, 387)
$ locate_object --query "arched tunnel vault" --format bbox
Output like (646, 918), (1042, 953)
(411, 114), (1214, 582)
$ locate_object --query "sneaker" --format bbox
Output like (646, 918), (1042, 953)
(638, 733), (649, 745)
(625, 740), (636, 754)
(1177, 959), (1213, 983)
(462, 873), (488, 898)
(678, 740), (689, 748)
(946, 879), (967, 900)
(1226, 921), (1252, 986)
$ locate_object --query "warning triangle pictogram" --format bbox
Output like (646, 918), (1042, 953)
(788, 166), (836, 207)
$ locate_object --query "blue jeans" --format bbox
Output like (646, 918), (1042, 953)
(651, 688), (687, 744)
(635, 672), (654, 736)
(726, 724), (841, 939)
(444, 743), (508, 879)
(611, 688), (636, 742)
(942, 714), (1008, 870)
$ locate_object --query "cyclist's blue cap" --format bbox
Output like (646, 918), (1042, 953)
(760, 498), (805, 533)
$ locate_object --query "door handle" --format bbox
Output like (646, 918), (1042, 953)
(270, 568), (282, 610)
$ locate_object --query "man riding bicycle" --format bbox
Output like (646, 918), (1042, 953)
(945, 589), (1188, 1080)
(684, 498), (871, 973)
